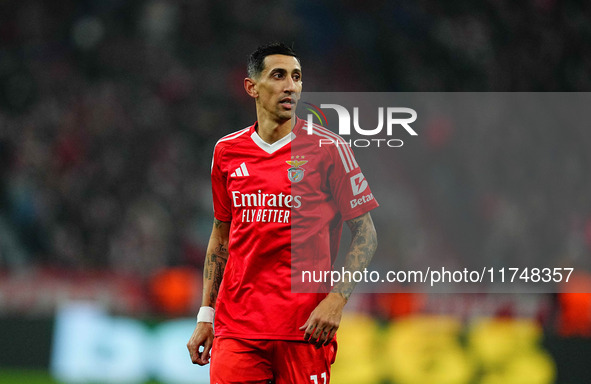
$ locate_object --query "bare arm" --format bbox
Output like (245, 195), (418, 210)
(202, 218), (230, 308)
(300, 212), (377, 347)
(333, 211), (378, 299)
(187, 218), (230, 365)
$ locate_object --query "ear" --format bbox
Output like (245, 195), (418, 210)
(244, 77), (258, 98)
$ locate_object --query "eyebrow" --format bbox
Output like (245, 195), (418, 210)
(268, 67), (302, 74)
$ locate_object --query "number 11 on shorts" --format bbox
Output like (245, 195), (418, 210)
(310, 372), (327, 384)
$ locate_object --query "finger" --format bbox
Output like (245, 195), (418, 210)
(299, 319), (309, 331)
(195, 348), (208, 366)
(196, 356), (210, 366)
(195, 358), (207, 366)
(303, 324), (315, 341)
(311, 324), (324, 340)
(300, 318), (312, 340)
(306, 325), (322, 345)
(324, 328), (337, 346)
(201, 337), (213, 364)
(315, 328), (330, 349)
(187, 342), (199, 364)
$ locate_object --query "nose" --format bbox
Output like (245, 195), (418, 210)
(284, 76), (296, 93)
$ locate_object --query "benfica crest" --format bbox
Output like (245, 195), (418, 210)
(286, 158), (308, 183)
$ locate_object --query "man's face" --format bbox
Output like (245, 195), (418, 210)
(253, 54), (302, 122)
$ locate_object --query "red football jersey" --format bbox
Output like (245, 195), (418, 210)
(211, 118), (378, 340)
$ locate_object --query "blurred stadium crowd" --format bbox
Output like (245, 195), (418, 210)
(1, 0), (591, 318)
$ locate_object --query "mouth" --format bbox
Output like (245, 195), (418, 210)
(279, 97), (295, 110)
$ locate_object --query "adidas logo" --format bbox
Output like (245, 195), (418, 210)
(230, 162), (250, 177)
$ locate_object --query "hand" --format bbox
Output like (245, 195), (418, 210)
(187, 322), (214, 365)
(299, 292), (347, 348)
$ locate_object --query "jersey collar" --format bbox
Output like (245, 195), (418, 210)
(250, 118), (304, 154)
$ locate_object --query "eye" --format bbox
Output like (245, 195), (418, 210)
(273, 72), (284, 79)
(293, 73), (301, 81)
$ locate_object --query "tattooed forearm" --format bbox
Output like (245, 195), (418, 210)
(204, 249), (227, 278)
(206, 252), (227, 307)
(214, 243), (227, 254)
(332, 212), (377, 300)
(202, 219), (230, 308)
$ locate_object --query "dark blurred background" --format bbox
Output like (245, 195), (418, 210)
(1, 0), (590, 383)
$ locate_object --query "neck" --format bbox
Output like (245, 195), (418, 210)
(256, 116), (295, 144)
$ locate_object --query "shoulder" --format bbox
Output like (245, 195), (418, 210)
(213, 126), (252, 158)
(211, 126), (252, 171)
(300, 121), (359, 174)
(215, 126), (252, 149)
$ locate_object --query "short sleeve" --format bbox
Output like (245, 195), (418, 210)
(211, 145), (232, 222)
(328, 144), (379, 221)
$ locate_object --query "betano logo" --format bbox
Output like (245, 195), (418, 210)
(303, 102), (418, 148)
(350, 173), (368, 196)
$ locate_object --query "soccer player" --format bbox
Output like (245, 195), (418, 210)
(187, 42), (378, 383)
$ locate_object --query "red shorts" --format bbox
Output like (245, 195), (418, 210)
(210, 337), (338, 384)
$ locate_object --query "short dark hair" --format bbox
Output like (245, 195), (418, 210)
(247, 42), (299, 79)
